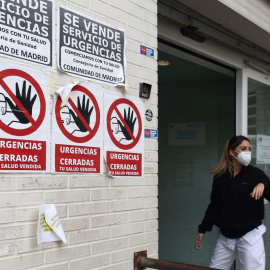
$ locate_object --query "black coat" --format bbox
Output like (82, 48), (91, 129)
(198, 165), (270, 238)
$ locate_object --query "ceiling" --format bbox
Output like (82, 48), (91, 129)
(158, 47), (235, 86)
(176, 0), (270, 53)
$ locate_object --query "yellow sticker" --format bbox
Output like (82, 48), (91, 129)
(40, 213), (53, 233)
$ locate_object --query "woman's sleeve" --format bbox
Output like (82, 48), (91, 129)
(257, 169), (270, 201)
(198, 178), (220, 234)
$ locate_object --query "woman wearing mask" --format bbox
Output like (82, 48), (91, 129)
(196, 135), (270, 270)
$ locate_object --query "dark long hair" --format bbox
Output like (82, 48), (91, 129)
(210, 135), (250, 177)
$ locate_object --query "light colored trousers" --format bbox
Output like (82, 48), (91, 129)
(210, 224), (266, 270)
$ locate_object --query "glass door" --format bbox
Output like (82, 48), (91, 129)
(238, 65), (270, 269)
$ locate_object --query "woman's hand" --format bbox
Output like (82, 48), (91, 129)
(250, 183), (265, 200)
(196, 233), (204, 248)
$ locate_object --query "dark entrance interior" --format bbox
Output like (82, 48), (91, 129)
(158, 41), (235, 267)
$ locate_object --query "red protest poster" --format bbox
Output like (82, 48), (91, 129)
(106, 151), (142, 177)
(104, 93), (144, 177)
(51, 82), (103, 174)
(55, 144), (100, 173)
(0, 63), (50, 172)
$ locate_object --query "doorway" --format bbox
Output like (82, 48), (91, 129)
(158, 41), (236, 267)
(240, 66), (270, 270)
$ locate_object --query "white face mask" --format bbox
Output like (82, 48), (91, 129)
(234, 151), (251, 166)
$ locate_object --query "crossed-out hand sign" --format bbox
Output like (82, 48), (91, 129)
(110, 106), (137, 143)
(0, 80), (37, 127)
(60, 94), (94, 135)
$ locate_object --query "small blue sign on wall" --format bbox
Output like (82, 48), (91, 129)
(145, 129), (158, 139)
(168, 122), (205, 145)
(140, 45), (154, 58)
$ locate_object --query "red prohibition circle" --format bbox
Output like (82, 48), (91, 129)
(0, 69), (46, 136)
(107, 98), (142, 150)
(55, 85), (100, 143)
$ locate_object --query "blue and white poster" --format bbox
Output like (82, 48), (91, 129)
(168, 122), (205, 145)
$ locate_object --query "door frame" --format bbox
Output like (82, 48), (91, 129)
(236, 64), (270, 136)
(236, 64), (270, 270)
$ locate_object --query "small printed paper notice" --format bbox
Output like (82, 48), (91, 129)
(257, 134), (270, 164)
(37, 204), (67, 245)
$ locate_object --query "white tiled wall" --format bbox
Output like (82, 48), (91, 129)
(0, 0), (158, 269)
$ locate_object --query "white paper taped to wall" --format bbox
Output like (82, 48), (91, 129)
(37, 204), (67, 245)
(56, 82), (79, 106)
